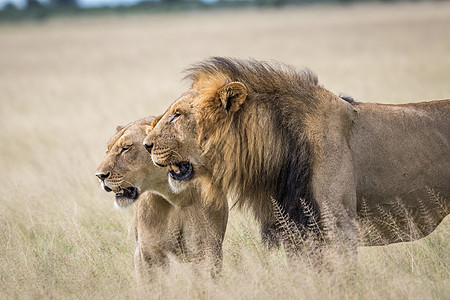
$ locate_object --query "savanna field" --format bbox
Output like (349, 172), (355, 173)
(1, 2), (450, 298)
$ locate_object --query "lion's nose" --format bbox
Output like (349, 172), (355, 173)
(144, 143), (154, 154)
(96, 172), (110, 180)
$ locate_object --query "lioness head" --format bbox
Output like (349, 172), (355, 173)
(95, 117), (169, 208)
(143, 80), (247, 189)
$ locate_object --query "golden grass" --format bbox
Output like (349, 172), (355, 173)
(1, 2), (449, 298)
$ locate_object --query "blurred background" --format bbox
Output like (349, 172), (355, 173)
(0, 0), (449, 298)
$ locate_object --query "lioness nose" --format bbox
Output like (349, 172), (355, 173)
(96, 172), (110, 180)
(144, 143), (154, 154)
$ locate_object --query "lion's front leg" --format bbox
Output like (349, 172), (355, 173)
(310, 135), (360, 267)
(182, 207), (227, 278)
(134, 245), (152, 286)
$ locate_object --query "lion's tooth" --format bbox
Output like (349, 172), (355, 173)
(171, 165), (180, 173)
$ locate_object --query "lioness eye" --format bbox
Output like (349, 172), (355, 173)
(120, 147), (130, 154)
(170, 113), (181, 123)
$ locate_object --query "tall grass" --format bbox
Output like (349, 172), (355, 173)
(1, 2), (449, 298)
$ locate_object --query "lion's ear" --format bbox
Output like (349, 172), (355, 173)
(116, 125), (124, 133)
(217, 82), (247, 113)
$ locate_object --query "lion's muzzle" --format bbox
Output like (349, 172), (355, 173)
(143, 135), (194, 181)
(96, 171), (111, 181)
(147, 149), (194, 182)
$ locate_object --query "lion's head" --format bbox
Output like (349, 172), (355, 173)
(143, 79), (247, 191)
(95, 117), (171, 208)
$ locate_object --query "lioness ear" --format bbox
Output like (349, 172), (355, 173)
(116, 125), (124, 133)
(217, 82), (247, 113)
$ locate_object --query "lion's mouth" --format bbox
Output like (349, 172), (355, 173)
(99, 180), (138, 208)
(102, 184), (112, 192)
(168, 162), (194, 181)
(114, 187), (138, 208)
(115, 187), (138, 200)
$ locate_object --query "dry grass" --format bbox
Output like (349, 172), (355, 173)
(1, 2), (449, 299)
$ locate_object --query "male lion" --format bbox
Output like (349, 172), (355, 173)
(143, 57), (450, 249)
(95, 117), (228, 284)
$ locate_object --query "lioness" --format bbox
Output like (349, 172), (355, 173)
(95, 117), (228, 283)
(143, 57), (449, 249)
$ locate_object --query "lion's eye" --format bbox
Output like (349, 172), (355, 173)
(120, 147), (130, 154)
(170, 113), (181, 123)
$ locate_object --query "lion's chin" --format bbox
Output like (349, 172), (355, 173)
(168, 162), (194, 181)
(168, 177), (190, 194)
(114, 187), (138, 208)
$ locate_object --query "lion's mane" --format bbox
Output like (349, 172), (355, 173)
(187, 58), (323, 239)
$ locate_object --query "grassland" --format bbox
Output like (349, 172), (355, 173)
(0, 2), (449, 298)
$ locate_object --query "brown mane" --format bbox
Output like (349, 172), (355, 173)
(185, 58), (318, 95)
(187, 57), (324, 242)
